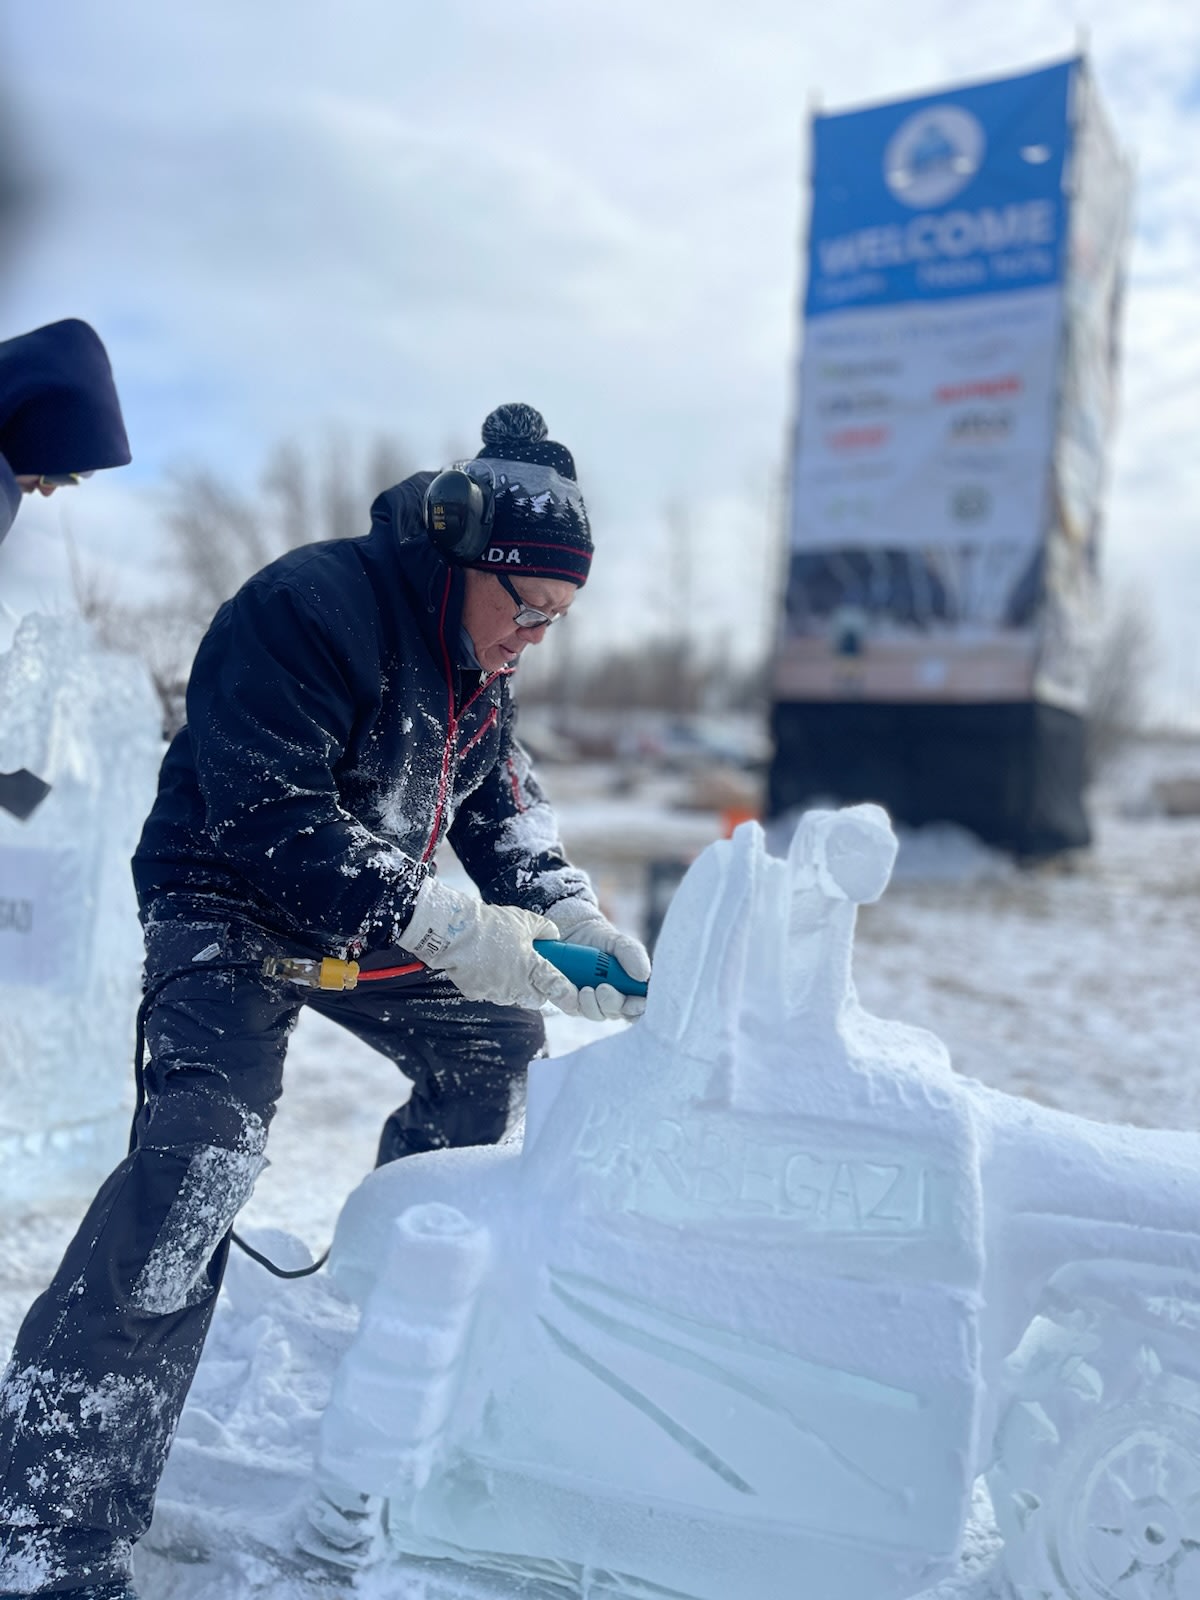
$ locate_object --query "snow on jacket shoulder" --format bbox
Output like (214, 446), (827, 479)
(132, 474), (595, 954)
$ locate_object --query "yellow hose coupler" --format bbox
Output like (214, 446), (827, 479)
(261, 956), (361, 990)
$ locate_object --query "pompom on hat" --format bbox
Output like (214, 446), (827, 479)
(468, 403), (592, 588)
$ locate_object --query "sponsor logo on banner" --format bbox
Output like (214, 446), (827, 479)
(818, 391), (893, 419)
(826, 425), (890, 454)
(950, 485), (992, 523)
(884, 105), (986, 209)
(948, 409), (1014, 443)
(820, 360), (901, 382)
(935, 375), (1023, 404)
(809, 458), (896, 486)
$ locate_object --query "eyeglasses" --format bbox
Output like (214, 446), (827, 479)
(495, 571), (558, 630)
(36, 471), (95, 488)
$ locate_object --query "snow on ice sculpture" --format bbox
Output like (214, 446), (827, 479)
(318, 805), (1200, 1600)
(0, 613), (163, 1212)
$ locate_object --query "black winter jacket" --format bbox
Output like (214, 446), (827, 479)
(132, 472), (595, 955)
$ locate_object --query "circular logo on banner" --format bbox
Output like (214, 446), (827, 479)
(884, 106), (986, 209)
(950, 484), (991, 522)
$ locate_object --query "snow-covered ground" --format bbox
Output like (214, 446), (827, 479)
(2, 736), (1198, 1599)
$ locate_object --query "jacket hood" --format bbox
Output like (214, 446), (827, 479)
(0, 318), (131, 476)
(367, 470), (436, 550)
(365, 470), (464, 656)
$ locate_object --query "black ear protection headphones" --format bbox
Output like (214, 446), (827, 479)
(422, 463), (496, 563)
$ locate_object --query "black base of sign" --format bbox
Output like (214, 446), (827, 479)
(767, 700), (1090, 859)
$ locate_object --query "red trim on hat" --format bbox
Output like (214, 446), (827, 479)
(469, 541), (593, 585)
(477, 539), (591, 554)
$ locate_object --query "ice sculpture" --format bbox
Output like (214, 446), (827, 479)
(318, 806), (1200, 1600)
(0, 613), (163, 1211)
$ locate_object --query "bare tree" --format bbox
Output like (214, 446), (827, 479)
(663, 500), (692, 716)
(261, 439), (312, 552)
(518, 633), (767, 717)
(65, 544), (203, 737)
(318, 429), (361, 542)
(365, 435), (414, 503)
(164, 468), (271, 620)
(65, 427), (415, 734)
(163, 427), (413, 623)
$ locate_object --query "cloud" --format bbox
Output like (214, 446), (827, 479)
(1, 0), (1198, 703)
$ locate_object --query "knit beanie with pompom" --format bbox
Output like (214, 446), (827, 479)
(466, 403), (592, 588)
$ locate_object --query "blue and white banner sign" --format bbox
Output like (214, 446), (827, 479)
(780, 58), (1090, 705)
(806, 59), (1074, 316)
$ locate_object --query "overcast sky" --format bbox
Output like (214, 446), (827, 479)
(1, 0), (1197, 713)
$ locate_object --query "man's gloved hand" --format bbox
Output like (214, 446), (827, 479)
(547, 897), (652, 1023)
(401, 878), (581, 1014)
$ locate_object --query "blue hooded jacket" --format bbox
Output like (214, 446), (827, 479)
(132, 472), (595, 956)
(0, 318), (131, 546)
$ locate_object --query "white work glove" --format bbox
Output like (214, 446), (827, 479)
(401, 877), (580, 1014)
(547, 897), (652, 1023)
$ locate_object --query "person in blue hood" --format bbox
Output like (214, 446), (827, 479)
(0, 318), (131, 547)
(0, 402), (651, 1600)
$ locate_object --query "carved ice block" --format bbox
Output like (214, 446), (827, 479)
(322, 807), (986, 1600)
(319, 798), (1200, 1600)
(319, 1202), (491, 1502)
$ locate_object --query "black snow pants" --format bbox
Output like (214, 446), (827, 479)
(0, 911), (544, 1595)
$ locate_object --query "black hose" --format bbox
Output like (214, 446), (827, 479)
(227, 1232), (330, 1278)
(132, 961), (331, 1279)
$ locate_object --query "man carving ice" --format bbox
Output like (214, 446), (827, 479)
(0, 403), (650, 1600)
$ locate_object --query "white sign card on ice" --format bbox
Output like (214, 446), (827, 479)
(0, 843), (83, 989)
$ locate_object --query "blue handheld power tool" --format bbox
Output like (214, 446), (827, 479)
(533, 940), (649, 997)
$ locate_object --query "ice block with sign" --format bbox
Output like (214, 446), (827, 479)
(0, 614), (163, 1211)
